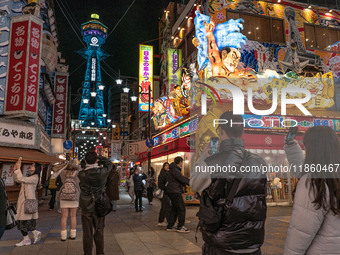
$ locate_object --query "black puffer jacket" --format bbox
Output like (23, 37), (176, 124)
(78, 157), (112, 213)
(166, 162), (189, 194)
(158, 169), (168, 191)
(202, 138), (267, 250)
(133, 172), (147, 191)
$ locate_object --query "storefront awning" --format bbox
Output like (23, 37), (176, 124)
(0, 147), (63, 164)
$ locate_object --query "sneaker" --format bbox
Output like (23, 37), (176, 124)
(57, 209), (62, 214)
(33, 230), (41, 244)
(176, 226), (190, 233)
(15, 239), (31, 247)
(156, 222), (167, 227)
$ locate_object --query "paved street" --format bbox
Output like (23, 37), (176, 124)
(0, 190), (292, 255)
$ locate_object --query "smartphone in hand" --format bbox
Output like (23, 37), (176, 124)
(210, 137), (219, 155)
(286, 127), (298, 145)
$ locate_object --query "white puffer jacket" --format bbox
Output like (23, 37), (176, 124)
(284, 144), (340, 254)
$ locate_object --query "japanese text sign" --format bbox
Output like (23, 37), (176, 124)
(0, 120), (35, 146)
(5, 15), (43, 117)
(139, 44), (153, 112)
(52, 73), (68, 137)
(168, 49), (182, 93)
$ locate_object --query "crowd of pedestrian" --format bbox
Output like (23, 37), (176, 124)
(1, 111), (340, 255)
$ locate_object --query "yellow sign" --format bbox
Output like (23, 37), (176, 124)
(139, 44), (153, 112)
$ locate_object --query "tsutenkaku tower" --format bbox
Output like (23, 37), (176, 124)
(78, 13), (109, 128)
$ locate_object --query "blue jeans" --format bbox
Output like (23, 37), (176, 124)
(0, 226), (5, 240)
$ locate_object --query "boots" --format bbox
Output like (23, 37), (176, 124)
(60, 230), (67, 241)
(70, 229), (76, 240)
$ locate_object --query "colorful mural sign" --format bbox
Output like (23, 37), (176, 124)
(153, 118), (198, 146)
(242, 114), (340, 132)
(139, 44), (153, 112)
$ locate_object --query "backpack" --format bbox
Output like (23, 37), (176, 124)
(59, 177), (78, 201)
(196, 151), (249, 234)
(48, 177), (57, 190)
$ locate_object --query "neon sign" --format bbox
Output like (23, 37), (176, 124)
(168, 49), (182, 93)
(139, 44), (153, 112)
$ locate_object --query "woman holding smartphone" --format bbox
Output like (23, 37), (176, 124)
(13, 158), (42, 247)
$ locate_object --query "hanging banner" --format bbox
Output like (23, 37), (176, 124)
(52, 72), (68, 137)
(139, 44), (153, 112)
(4, 15), (43, 117)
(120, 93), (129, 133)
(168, 48), (182, 93)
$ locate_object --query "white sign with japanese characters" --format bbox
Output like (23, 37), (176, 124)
(0, 121), (35, 146)
(1, 164), (15, 186)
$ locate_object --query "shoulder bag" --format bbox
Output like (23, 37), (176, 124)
(23, 183), (38, 214)
(197, 151), (249, 233)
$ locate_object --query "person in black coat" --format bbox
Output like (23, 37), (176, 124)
(190, 111), (267, 255)
(166, 157), (190, 233)
(156, 162), (171, 227)
(0, 177), (7, 239)
(133, 168), (147, 212)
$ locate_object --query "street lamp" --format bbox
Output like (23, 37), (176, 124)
(83, 98), (89, 104)
(91, 122), (95, 125)
(112, 124), (116, 128)
(98, 85), (104, 90)
(82, 130), (85, 134)
(130, 96), (137, 102)
(102, 114), (107, 118)
(123, 87), (130, 93)
(90, 91), (97, 97)
(107, 119), (112, 123)
(116, 78), (123, 85)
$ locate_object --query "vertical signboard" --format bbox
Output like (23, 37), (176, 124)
(91, 57), (96, 81)
(120, 93), (129, 135)
(4, 15), (43, 117)
(168, 48), (182, 93)
(52, 72), (68, 137)
(138, 44), (153, 112)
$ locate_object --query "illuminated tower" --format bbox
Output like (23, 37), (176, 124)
(78, 13), (109, 128)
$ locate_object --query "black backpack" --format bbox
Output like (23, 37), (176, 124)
(196, 178), (241, 233)
(196, 151), (249, 234)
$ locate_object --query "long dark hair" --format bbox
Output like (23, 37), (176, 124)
(33, 163), (42, 176)
(303, 126), (340, 214)
(161, 162), (169, 171)
(148, 167), (155, 177)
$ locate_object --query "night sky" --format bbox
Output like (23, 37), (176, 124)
(54, 0), (175, 118)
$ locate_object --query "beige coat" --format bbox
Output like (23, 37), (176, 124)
(14, 169), (39, 221)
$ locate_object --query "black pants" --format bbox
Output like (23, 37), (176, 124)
(49, 189), (57, 209)
(167, 193), (185, 229)
(158, 193), (171, 223)
(147, 187), (153, 203)
(135, 190), (143, 211)
(81, 211), (105, 255)
(202, 244), (262, 255)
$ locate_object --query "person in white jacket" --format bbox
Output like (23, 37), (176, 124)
(127, 168), (135, 204)
(13, 158), (42, 247)
(284, 126), (340, 255)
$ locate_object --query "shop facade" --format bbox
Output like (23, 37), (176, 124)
(0, 0), (67, 202)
